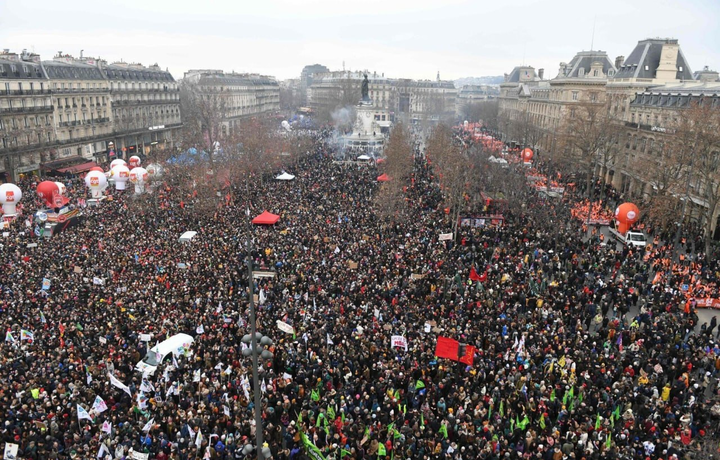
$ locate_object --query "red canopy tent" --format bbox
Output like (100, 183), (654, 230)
(377, 174), (390, 182)
(252, 210), (280, 225)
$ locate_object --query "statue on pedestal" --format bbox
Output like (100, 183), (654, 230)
(361, 74), (369, 102)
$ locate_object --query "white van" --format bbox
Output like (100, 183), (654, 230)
(135, 333), (194, 375)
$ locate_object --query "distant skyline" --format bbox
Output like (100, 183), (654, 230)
(1, 0), (718, 82)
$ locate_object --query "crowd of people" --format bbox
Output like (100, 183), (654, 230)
(1, 126), (720, 460)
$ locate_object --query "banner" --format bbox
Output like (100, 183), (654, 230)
(459, 345), (476, 366)
(439, 233), (453, 241)
(391, 335), (408, 351)
(3, 443), (18, 460)
(301, 431), (327, 460)
(108, 373), (133, 397)
(435, 337), (459, 360)
(276, 320), (295, 334)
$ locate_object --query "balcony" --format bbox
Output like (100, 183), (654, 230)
(0, 140), (53, 154)
(0, 105), (54, 114)
(56, 133), (110, 146)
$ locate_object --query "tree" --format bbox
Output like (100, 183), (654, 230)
(179, 79), (229, 168)
(673, 99), (720, 256)
(426, 124), (472, 235)
(556, 100), (623, 198)
(375, 123), (414, 220)
(460, 100), (500, 130)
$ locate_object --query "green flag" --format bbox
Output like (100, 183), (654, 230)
(311, 389), (320, 402)
(415, 380), (425, 390)
(378, 444), (386, 457)
(562, 391), (568, 406)
(300, 430), (328, 460)
(316, 413), (325, 428)
(341, 411), (345, 423)
(76, 322), (84, 331)
(510, 417), (515, 431)
(595, 414), (601, 430)
(605, 433), (612, 449)
(518, 416), (529, 430)
(364, 426), (370, 439)
(539, 414), (546, 430)
(499, 401), (504, 417)
(578, 390), (583, 403)
(439, 424), (448, 439)
(393, 389), (400, 400)
(612, 405), (621, 421)
(420, 414), (425, 428)
(487, 405), (492, 420)
(568, 386), (574, 400)
(341, 449), (352, 459)
(550, 389), (556, 402)
(327, 406), (335, 421)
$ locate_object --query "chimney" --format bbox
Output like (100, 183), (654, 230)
(615, 56), (625, 68)
(538, 68), (544, 80)
(656, 41), (680, 82)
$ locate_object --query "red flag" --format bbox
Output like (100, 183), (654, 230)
(459, 345), (476, 366)
(435, 337), (459, 360)
(470, 267), (487, 282)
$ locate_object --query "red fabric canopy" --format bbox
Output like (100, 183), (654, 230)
(252, 210), (280, 225)
(377, 174), (390, 182)
(57, 161), (99, 174)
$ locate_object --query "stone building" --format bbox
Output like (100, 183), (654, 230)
(42, 54), (114, 170)
(104, 61), (181, 159)
(455, 84), (498, 116)
(0, 49), (55, 180)
(183, 70), (280, 135)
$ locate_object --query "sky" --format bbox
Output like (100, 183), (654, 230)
(1, 0), (718, 82)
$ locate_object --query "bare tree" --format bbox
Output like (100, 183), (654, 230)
(460, 100), (500, 130)
(375, 123), (414, 220)
(673, 99), (720, 255)
(179, 79), (229, 167)
(556, 100), (623, 198)
(427, 123), (472, 235)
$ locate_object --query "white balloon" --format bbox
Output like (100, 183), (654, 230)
(84, 171), (108, 198)
(110, 159), (127, 170)
(112, 165), (130, 190)
(0, 183), (22, 215)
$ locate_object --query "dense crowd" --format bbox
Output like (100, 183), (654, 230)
(1, 127), (720, 460)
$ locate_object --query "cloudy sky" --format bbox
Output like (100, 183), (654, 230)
(1, 0), (718, 82)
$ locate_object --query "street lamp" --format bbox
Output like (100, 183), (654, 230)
(240, 266), (274, 460)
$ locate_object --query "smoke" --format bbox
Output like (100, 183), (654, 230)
(331, 106), (354, 130)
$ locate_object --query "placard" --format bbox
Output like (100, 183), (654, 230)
(276, 320), (295, 335)
(439, 233), (453, 241)
(140, 334), (152, 342)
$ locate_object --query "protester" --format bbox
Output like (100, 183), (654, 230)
(0, 126), (718, 460)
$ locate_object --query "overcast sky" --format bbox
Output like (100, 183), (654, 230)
(1, 0), (718, 82)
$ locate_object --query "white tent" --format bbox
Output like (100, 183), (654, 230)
(179, 231), (197, 243)
(357, 155), (371, 161)
(275, 172), (295, 181)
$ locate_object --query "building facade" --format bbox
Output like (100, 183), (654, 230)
(43, 54), (113, 169)
(455, 84), (498, 116)
(105, 62), (181, 159)
(0, 50), (185, 181)
(0, 50), (55, 180)
(183, 70), (280, 134)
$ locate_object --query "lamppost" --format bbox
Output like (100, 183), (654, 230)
(240, 206), (273, 460)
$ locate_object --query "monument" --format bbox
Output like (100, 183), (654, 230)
(340, 74), (389, 158)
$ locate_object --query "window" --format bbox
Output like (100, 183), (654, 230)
(572, 91), (578, 101)
(593, 69), (599, 77)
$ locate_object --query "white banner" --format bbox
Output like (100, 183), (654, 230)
(439, 233), (453, 241)
(139, 334), (152, 342)
(3, 443), (19, 460)
(391, 335), (408, 351)
(276, 320), (295, 335)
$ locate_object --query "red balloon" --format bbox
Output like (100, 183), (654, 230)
(615, 203), (640, 234)
(615, 202), (640, 224)
(522, 148), (534, 162)
(36, 181), (59, 207)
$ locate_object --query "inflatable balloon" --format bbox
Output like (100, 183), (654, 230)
(84, 170), (108, 199)
(112, 165), (130, 190)
(36, 181), (67, 208)
(130, 167), (149, 194)
(54, 182), (67, 197)
(0, 183), (22, 215)
(146, 163), (164, 178)
(522, 148), (534, 162)
(90, 166), (104, 173)
(615, 202), (640, 235)
(110, 159), (127, 170)
(129, 155), (141, 168)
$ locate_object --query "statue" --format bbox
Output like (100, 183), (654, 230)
(361, 74), (369, 101)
